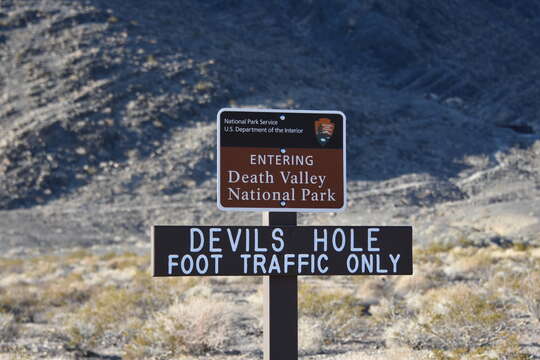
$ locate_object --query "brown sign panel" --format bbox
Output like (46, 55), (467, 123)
(152, 226), (413, 276)
(217, 109), (346, 212)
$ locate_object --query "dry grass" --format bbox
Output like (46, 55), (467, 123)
(0, 313), (17, 342)
(299, 283), (366, 344)
(0, 242), (538, 358)
(66, 286), (143, 349)
(298, 317), (324, 354)
(0, 250), (203, 356)
(124, 298), (236, 358)
(517, 270), (540, 323)
(408, 284), (507, 349)
(376, 243), (538, 359)
(332, 347), (432, 360)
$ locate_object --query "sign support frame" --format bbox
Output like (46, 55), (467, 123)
(263, 211), (298, 360)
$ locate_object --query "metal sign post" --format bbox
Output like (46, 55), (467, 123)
(151, 225), (412, 359)
(263, 212), (297, 360)
(150, 108), (414, 360)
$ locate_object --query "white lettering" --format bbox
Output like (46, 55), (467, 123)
(240, 254), (251, 274)
(190, 228), (205, 252)
(298, 254), (310, 274)
(211, 254), (222, 274)
(313, 229), (327, 251)
(317, 254), (329, 273)
(168, 254), (179, 275)
(346, 254), (359, 273)
(268, 255), (281, 274)
(368, 228), (380, 252)
(284, 254), (295, 273)
(227, 228), (241, 252)
(227, 170), (240, 183)
(376, 254), (387, 273)
(254, 229), (267, 252)
(389, 254), (400, 273)
(181, 255), (194, 274)
(332, 228), (346, 252)
(196, 255), (209, 274)
(253, 254), (267, 274)
(350, 229), (363, 251)
(209, 228), (222, 253)
(361, 254), (373, 273)
(271, 228), (285, 252)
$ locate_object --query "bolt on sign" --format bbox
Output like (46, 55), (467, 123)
(217, 108), (346, 212)
(152, 226), (412, 276)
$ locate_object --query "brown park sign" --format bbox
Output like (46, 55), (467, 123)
(217, 108), (346, 212)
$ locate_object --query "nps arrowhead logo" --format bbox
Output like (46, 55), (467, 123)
(314, 118), (335, 146)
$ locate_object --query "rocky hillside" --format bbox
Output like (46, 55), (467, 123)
(1, 0), (539, 252)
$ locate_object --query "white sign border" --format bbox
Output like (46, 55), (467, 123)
(216, 108), (347, 213)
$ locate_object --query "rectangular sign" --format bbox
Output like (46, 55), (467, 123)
(152, 226), (412, 276)
(217, 108), (346, 212)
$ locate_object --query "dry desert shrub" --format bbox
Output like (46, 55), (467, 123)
(65, 273), (199, 351)
(530, 247), (540, 260)
(298, 316), (324, 354)
(0, 284), (42, 322)
(40, 272), (90, 307)
(101, 251), (148, 270)
(414, 242), (453, 265)
(124, 297), (236, 359)
(0, 258), (24, 274)
(354, 277), (393, 304)
(66, 286), (142, 350)
(384, 283), (525, 358)
(1, 252), (154, 318)
(370, 294), (410, 325)
(0, 251), (213, 356)
(0, 272), (92, 323)
(443, 247), (494, 279)
(332, 347), (431, 360)
(517, 270), (540, 323)
(0, 252), (99, 321)
(0, 345), (33, 360)
(392, 262), (443, 297)
(0, 313), (17, 342)
(298, 283), (365, 344)
(484, 254), (540, 321)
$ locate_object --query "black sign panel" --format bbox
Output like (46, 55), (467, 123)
(152, 226), (412, 276)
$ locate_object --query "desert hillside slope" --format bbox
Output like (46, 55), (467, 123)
(1, 0), (539, 253)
